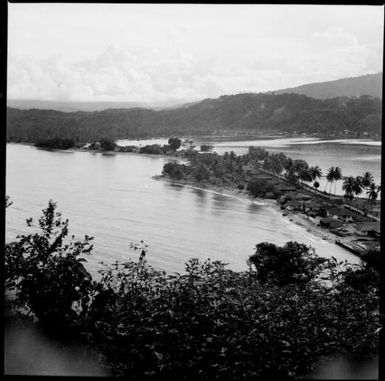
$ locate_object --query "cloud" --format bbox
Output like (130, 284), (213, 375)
(8, 45), (242, 102)
(311, 26), (360, 48)
(283, 27), (384, 84)
(7, 32), (382, 103)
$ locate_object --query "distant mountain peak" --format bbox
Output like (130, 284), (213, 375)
(268, 72), (382, 99)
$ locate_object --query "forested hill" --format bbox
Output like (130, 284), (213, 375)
(7, 93), (382, 143)
(271, 73), (382, 99)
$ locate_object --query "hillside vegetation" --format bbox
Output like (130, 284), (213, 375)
(7, 93), (381, 143)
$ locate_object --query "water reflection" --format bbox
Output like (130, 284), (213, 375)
(101, 152), (116, 157)
(164, 182), (184, 191)
(211, 193), (227, 216)
(248, 202), (262, 213)
(191, 187), (208, 207)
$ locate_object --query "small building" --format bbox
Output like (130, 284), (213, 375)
(325, 207), (356, 222)
(360, 222), (381, 239)
(303, 203), (322, 214)
(329, 198), (344, 205)
(292, 193), (313, 201)
(277, 185), (297, 193)
(243, 167), (266, 177)
(249, 175), (273, 181)
(318, 205), (333, 218)
(280, 193), (294, 202)
(320, 217), (343, 229)
(330, 228), (351, 237)
(368, 206), (381, 218)
(285, 201), (304, 212)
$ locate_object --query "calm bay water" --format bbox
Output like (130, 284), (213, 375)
(6, 141), (364, 277)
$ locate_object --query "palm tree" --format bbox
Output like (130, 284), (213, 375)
(361, 171), (374, 188)
(352, 176), (364, 204)
(247, 146), (268, 163)
(332, 167), (343, 194)
(366, 183), (378, 207)
(325, 167), (335, 193)
(293, 159), (309, 175)
(283, 157), (294, 172)
(298, 169), (312, 183)
(342, 176), (355, 203)
(361, 171), (374, 201)
(309, 166), (322, 182)
(267, 153), (284, 176)
(286, 169), (299, 185)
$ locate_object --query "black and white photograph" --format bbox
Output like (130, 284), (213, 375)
(4, 3), (382, 378)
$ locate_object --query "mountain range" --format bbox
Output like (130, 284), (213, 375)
(270, 72), (382, 100)
(7, 92), (381, 142)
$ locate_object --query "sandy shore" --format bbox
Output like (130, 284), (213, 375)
(154, 175), (337, 244)
(280, 210), (336, 242)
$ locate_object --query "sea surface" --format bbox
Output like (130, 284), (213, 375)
(6, 141), (369, 277)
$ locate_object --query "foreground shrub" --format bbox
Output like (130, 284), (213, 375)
(5, 201), (94, 330)
(339, 247), (380, 294)
(85, 258), (379, 378)
(248, 241), (328, 286)
(5, 201), (379, 378)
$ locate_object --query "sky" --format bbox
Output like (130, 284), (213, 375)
(7, 4), (384, 103)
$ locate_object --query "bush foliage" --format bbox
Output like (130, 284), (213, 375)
(99, 138), (116, 151)
(5, 201), (94, 330)
(248, 241), (328, 286)
(5, 201), (380, 378)
(162, 161), (187, 180)
(168, 137), (182, 151)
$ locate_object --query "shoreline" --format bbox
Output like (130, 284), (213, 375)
(7, 143), (379, 253)
(8, 141), (380, 206)
(154, 175), (345, 247)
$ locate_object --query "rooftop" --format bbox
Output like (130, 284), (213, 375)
(358, 221), (381, 233)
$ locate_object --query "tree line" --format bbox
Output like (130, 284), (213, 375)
(162, 145), (381, 206)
